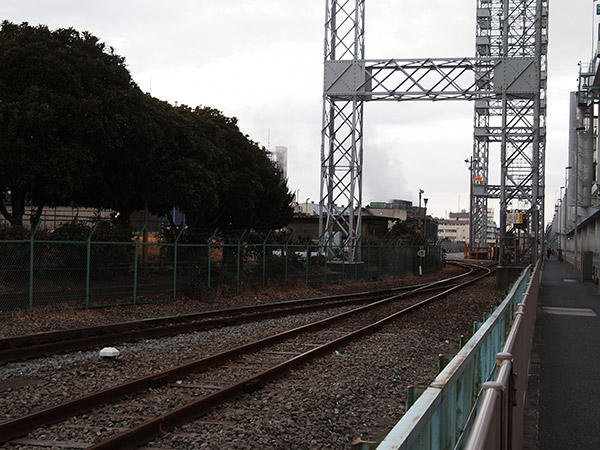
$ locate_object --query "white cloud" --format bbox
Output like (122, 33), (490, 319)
(0, 0), (594, 223)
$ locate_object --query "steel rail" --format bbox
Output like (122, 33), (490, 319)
(0, 263), (488, 444)
(88, 264), (493, 450)
(0, 265), (469, 363)
(0, 292), (404, 363)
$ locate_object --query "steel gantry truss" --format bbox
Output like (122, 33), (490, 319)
(471, 0), (548, 264)
(319, 0), (547, 265)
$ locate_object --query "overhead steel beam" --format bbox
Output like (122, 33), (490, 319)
(324, 57), (541, 102)
(320, 0), (547, 265)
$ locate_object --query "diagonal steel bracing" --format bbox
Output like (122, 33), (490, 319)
(320, 0), (547, 265)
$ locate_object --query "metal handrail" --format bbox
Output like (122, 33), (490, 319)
(464, 259), (542, 450)
(376, 265), (532, 450)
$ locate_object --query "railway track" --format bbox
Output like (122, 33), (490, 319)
(0, 262), (473, 364)
(0, 262), (493, 449)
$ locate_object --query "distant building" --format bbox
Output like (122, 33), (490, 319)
(366, 203), (408, 222)
(437, 209), (498, 245)
(271, 146), (288, 181)
(438, 210), (470, 243)
(391, 199), (413, 210)
(366, 199), (427, 225)
(294, 200), (319, 216)
(485, 208), (499, 245)
(286, 214), (389, 243)
(0, 202), (112, 231)
(366, 199), (437, 241)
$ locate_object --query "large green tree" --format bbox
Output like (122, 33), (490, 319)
(188, 107), (293, 230)
(0, 22), (294, 232)
(386, 219), (426, 245)
(141, 102), (221, 228)
(0, 21), (139, 226)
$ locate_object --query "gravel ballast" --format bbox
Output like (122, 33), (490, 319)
(0, 266), (509, 449)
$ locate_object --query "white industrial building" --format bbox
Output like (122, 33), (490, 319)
(438, 209), (498, 245)
(548, 85), (600, 279)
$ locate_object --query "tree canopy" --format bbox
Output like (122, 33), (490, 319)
(0, 21), (293, 231)
(385, 219), (426, 245)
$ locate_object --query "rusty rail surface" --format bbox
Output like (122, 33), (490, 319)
(0, 263), (491, 446)
(0, 277), (462, 363)
(87, 264), (493, 450)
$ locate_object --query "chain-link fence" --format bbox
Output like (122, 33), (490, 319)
(0, 225), (442, 314)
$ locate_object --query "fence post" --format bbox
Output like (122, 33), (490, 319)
(262, 230), (272, 290)
(305, 242), (310, 285)
(236, 229), (247, 296)
(85, 222), (100, 309)
(284, 232), (294, 284)
(367, 243), (371, 281)
(207, 228), (218, 290)
(378, 245), (382, 279)
(28, 220), (42, 313)
(400, 245), (404, 274)
(172, 226), (186, 301)
(133, 224), (146, 305)
(341, 243), (345, 283)
(324, 243), (328, 284)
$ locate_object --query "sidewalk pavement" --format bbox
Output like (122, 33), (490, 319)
(537, 258), (600, 449)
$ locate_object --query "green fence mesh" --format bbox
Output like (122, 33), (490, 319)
(0, 230), (442, 314)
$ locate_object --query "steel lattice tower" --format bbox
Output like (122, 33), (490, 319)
(320, 0), (547, 265)
(319, 0), (365, 261)
(471, 0), (548, 264)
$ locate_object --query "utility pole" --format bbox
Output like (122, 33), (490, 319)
(424, 198), (429, 241)
(418, 189), (424, 234)
(558, 186), (564, 256)
(465, 157), (478, 248)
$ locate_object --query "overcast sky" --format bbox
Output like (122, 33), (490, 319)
(0, 1), (594, 223)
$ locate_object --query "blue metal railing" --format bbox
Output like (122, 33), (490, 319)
(377, 265), (532, 450)
(464, 260), (541, 450)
